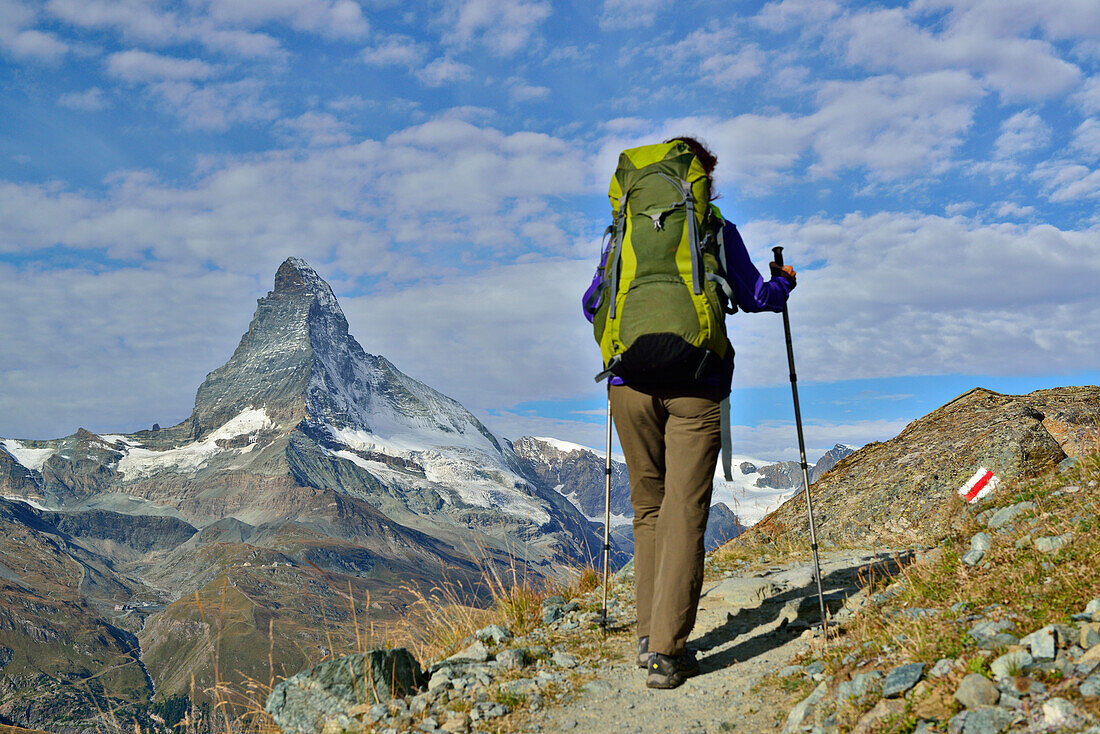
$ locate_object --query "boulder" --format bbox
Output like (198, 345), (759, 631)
(954, 673), (999, 709)
(266, 649), (425, 734)
(882, 663), (924, 698)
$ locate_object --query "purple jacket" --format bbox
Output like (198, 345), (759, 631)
(582, 220), (791, 389)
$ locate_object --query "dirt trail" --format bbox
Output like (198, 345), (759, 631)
(524, 549), (914, 733)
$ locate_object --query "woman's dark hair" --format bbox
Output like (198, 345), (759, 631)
(665, 136), (717, 175)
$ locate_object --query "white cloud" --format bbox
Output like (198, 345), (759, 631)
(505, 76), (549, 102)
(45, 0), (328, 55)
(0, 0), (68, 62)
(993, 111), (1051, 159)
(1074, 77), (1100, 114)
(608, 70), (981, 191)
(147, 78), (279, 130)
(1032, 161), (1100, 202)
(733, 212), (1100, 386)
(107, 49), (218, 81)
(360, 32), (426, 66)
(994, 201), (1035, 218)
(599, 0), (671, 30)
(0, 263), (259, 440)
(57, 87), (112, 111)
(1072, 119), (1100, 159)
(415, 56), (473, 87)
(275, 111), (352, 147)
(439, 0), (551, 56)
(0, 116), (589, 268)
(651, 27), (763, 88)
(341, 258), (597, 418)
(755, 0), (840, 31)
(805, 71), (982, 181)
(768, 1), (1083, 102)
(199, 0), (369, 39)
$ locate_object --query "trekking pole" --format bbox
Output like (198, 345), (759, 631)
(599, 385), (613, 630)
(772, 246), (829, 642)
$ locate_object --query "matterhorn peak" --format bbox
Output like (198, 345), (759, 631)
(271, 257), (341, 312)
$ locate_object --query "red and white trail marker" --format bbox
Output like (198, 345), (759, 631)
(959, 467), (999, 504)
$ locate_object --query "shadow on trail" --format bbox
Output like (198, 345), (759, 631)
(693, 550), (918, 675)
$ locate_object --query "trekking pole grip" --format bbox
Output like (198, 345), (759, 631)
(772, 246), (784, 267)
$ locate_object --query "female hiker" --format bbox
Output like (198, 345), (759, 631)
(582, 136), (796, 688)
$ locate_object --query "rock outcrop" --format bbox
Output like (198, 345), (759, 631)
(757, 386), (1100, 546)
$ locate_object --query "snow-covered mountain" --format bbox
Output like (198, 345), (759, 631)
(0, 258), (606, 572)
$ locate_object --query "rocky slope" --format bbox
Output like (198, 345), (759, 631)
(756, 386), (1100, 547)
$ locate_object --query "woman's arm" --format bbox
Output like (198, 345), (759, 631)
(721, 221), (792, 313)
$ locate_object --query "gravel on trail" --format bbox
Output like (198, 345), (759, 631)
(524, 549), (913, 734)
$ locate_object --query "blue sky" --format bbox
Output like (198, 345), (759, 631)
(1, 0), (1098, 460)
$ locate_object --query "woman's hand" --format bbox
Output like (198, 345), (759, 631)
(769, 262), (797, 289)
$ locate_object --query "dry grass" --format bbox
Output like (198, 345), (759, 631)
(91, 546), (610, 733)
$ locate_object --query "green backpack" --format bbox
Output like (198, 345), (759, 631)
(590, 140), (736, 385)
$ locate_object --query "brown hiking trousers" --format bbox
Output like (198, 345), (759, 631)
(610, 382), (722, 657)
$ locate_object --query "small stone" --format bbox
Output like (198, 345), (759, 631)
(418, 717), (439, 732)
(948, 712), (967, 734)
(781, 682), (828, 734)
(1020, 627), (1056, 660)
(1082, 623), (1100, 649)
(837, 671), (882, 704)
(779, 665), (804, 678)
(1014, 535), (1032, 549)
(440, 713), (469, 734)
(551, 652), (578, 668)
(1042, 698), (1083, 729)
(986, 502), (1036, 530)
(1081, 676), (1100, 698)
(968, 619), (1014, 642)
(445, 641), (489, 664)
(1057, 456), (1080, 473)
(475, 624), (513, 645)
(882, 663), (924, 698)
(930, 658), (957, 678)
(804, 660), (825, 676)
(913, 721), (935, 734)
(495, 648), (528, 670)
(970, 532), (993, 552)
(581, 679), (615, 695)
(1035, 533), (1072, 554)
(961, 705), (1015, 734)
(1081, 598), (1100, 622)
(954, 673), (1000, 709)
(851, 699), (905, 734)
(961, 549), (985, 566)
(990, 650), (1032, 679)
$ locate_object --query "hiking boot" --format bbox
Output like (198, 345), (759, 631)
(636, 636), (649, 668)
(646, 650), (700, 689)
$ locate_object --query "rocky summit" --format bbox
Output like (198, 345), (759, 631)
(756, 386), (1100, 547)
(0, 258), (615, 732)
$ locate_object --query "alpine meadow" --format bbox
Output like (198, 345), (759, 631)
(1, 1), (1100, 733)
